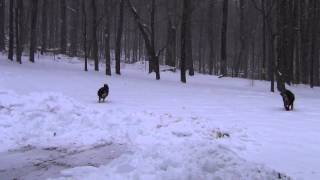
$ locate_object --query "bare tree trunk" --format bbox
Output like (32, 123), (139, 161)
(48, 0), (56, 49)
(185, 0), (194, 76)
(60, 0), (67, 54)
(115, 0), (124, 75)
(315, 0), (320, 86)
(198, 13), (204, 73)
(165, 21), (176, 67)
(180, 0), (190, 83)
(104, 0), (111, 75)
(275, 0), (286, 92)
(300, 0), (308, 84)
(220, 0), (229, 76)
(208, 0), (214, 75)
(125, 0), (160, 80)
(234, 0), (245, 77)
(0, 0), (4, 51)
(15, 0), (23, 64)
(261, 0), (266, 80)
(29, 0), (38, 63)
(40, 0), (47, 55)
(132, 26), (139, 63)
(186, 11), (194, 76)
(8, 0), (14, 60)
(82, 0), (88, 71)
(70, 0), (80, 57)
(310, 0), (318, 88)
(266, 0), (275, 92)
(91, 0), (99, 71)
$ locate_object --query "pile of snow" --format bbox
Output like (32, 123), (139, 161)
(0, 89), (290, 179)
(56, 141), (289, 180)
(0, 90), (127, 151)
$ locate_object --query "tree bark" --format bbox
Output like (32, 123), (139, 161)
(60, 0), (67, 54)
(220, 0), (229, 76)
(104, 0), (111, 75)
(0, 0), (5, 51)
(165, 15), (176, 67)
(125, 0), (160, 80)
(15, 0), (23, 64)
(180, 0), (190, 83)
(115, 0), (124, 75)
(208, 0), (215, 75)
(261, 0), (266, 80)
(40, 0), (47, 55)
(82, 0), (88, 71)
(310, 0), (318, 88)
(8, 0), (14, 60)
(70, 0), (80, 57)
(186, 10), (194, 76)
(29, 0), (38, 63)
(91, 0), (99, 71)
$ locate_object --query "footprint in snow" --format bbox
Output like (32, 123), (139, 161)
(172, 131), (192, 137)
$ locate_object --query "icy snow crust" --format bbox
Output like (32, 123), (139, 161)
(1, 55), (319, 179)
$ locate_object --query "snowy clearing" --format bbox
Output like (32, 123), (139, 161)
(1, 55), (320, 180)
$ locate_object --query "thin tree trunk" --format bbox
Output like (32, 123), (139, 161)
(0, 0), (5, 51)
(149, 0), (156, 73)
(198, 16), (204, 73)
(300, 0), (308, 84)
(275, 0), (286, 92)
(235, 0), (245, 77)
(105, 0), (111, 75)
(15, 0), (23, 64)
(82, 0), (88, 71)
(220, 0), (229, 76)
(125, 0), (160, 80)
(115, 0), (124, 75)
(70, 0), (80, 57)
(29, 0), (38, 63)
(180, 0), (190, 83)
(186, 11), (194, 76)
(48, 0), (55, 49)
(40, 0), (47, 55)
(60, 0), (67, 54)
(208, 0), (214, 75)
(261, 0), (266, 80)
(165, 6), (176, 68)
(315, 0), (320, 86)
(8, 0), (14, 60)
(266, 0), (275, 92)
(310, 0), (318, 88)
(91, 0), (99, 71)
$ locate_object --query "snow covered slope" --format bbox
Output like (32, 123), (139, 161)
(1, 55), (320, 179)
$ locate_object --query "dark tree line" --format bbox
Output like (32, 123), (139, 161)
(0, 0), (319, 90)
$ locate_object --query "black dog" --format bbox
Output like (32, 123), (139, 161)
(280, 89), (295, 111)
(97, 84), (109, 103)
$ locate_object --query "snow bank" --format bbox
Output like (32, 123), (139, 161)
(56, 141), (289, 180)
(0, 90), (127, 151)
(0, 90), (290, 180)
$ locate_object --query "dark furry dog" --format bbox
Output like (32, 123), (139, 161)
(97, 84), (109, 103)
(280, 89), (295, 111)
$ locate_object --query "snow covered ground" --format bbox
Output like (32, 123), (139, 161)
(0, 54), (320, 180)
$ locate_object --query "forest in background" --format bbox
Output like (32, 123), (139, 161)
(0, 0), (319, 91)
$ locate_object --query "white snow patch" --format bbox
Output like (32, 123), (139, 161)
(2, 54), (320, 179)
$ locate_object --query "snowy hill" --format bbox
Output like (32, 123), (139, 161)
(1, 55), (320, 179)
